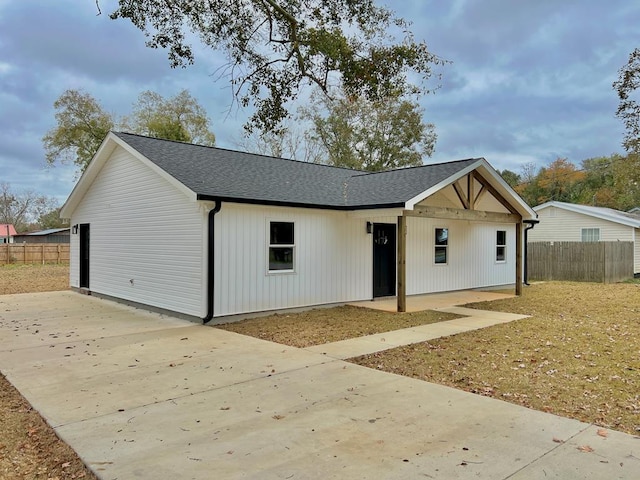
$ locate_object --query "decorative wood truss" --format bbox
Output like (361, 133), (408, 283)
(397, 171), (524, 313)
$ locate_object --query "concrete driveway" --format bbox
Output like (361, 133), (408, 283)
(0, 291), (638, 479)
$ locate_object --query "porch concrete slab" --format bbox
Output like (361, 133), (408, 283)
(348, 289), (515, 313)
(1, 292), (639, 480)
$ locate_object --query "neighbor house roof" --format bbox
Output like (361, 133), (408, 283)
(0, 224), (17, 237)
(62, 132), (536, 218)
(21, 228), (70, 236)
(534, 201), (640, 229)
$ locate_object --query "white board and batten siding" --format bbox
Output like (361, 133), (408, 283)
(69, 146), (207, 317)
(406, 218), (515, 294)
(213, 203), (378, 316)
(530, 206), (640, 273)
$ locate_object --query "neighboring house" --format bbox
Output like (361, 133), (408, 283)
(13, 228), (70, 244)
(530, 201), (640, 274)
(0, 224), (17, 244)
(61, 132), (536, 322)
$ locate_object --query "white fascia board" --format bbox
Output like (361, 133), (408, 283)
(535, 201), (640, 228)
(60, 132), (197, 219)
(60, 132), (118, 218)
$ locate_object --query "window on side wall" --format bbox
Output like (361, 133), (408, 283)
(581, 228), (600, 242)
(496, 230), (506, 262)
(435, 227), (448, 264)
(269, 221), (295, 272)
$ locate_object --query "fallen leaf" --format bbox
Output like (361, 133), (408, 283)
(552, 437), (564, 443)
(61, 462), (71, 468)
(220, 407), (230, 411)
(272, 414), (285, 420)
(577, 445), (594, 453)
(597, 429), (608, 438)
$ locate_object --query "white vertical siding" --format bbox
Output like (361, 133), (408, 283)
(69, 146), (206, 317)
(406, 218), (515, 294)
(213, 204), (374, 316)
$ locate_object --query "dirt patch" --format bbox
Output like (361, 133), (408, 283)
(1, 264), (96, 479)
(0, 264), (69, 295)
(216, 305), (461, 348)
(350, 281), (640, 435)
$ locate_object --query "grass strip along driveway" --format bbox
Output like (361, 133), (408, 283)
(219, 282), (640, 436)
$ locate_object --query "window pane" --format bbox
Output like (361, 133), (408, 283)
(269, 247), (294, 270)
(581, 228), (600, 242)
(435, 228), (448, 246)
(435, 246), (447, 264)
(270, 222), (294, 245)
(496, 246), (506, 262)
(496, 230), (506, 246)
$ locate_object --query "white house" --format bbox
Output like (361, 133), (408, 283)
(529, 201), (640, 274)
(61, 132), (537, 322)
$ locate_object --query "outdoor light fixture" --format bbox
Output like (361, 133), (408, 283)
(72, 224), (78, 234)
(366, 221), (373, 234)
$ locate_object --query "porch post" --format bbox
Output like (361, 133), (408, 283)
(397, 214), (407, 312)
(515, 220), (523, 296)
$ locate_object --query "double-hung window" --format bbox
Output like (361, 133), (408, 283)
(496, 230), (506, 262)
(435, 227), (448, 264)
(269, 221), (295, 272)
(581, 228), (600, 242)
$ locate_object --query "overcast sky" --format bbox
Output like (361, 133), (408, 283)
(0, 0), (637, 206)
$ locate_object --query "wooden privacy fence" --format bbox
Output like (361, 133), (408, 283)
(1, 243), (70, 265)
(527, 241), (633, 283)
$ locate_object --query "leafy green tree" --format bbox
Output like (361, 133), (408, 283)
(107, 0), (444, 133)
(302, 93), (436, 171)
(611, 153), (640, 210)
(613, 48), (640, 154)
(577, 155), (617, 207)
(122, 90), (216, 145)
(498, 169), (521, 188)
(44, 89), (216, 174)
(42, 89), (115, 172)
(37, 207), (68, 230)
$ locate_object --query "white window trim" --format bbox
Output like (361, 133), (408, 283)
(267, 220), (296, 274)
(581, 227), (600, 242)
(496, 230), (507, 263)
(434, 227), (449, 266)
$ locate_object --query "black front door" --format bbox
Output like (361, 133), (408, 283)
(373, 223), (396, 297)
(79, 224), (90, 289)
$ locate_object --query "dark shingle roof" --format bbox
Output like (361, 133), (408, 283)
(115, 132), (480, 210)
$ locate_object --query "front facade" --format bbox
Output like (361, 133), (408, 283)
(530, 201), (640, 274)
(62, 132), (536, 321)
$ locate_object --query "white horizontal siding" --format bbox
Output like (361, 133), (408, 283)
(530, 207), (633, 242)
(69, 146), (205, 317)
(214, 204), (373, 316)
(406, 218), (515, 294)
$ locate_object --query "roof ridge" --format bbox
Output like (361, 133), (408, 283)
(113, 131), (365, 174)
(348, 157), (482, 178)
